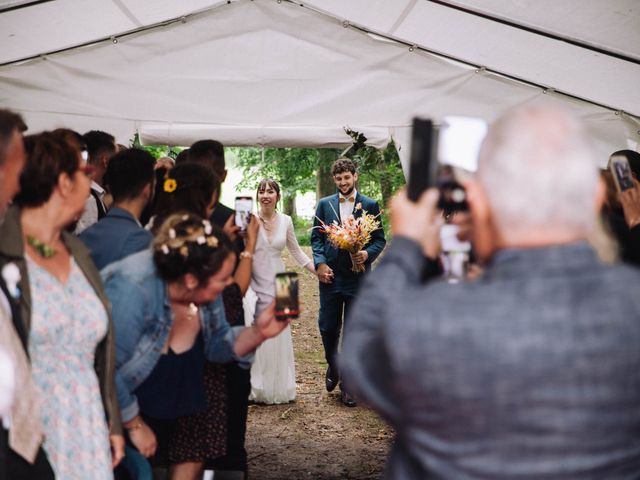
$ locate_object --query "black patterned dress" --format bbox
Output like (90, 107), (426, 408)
(169, 283), (244, 462)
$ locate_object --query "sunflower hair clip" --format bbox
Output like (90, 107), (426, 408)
(164, 178), (177, 193)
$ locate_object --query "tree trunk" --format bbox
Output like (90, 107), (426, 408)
(379, 145), (395, 207)
(317, 148), (340, 199)
(283, 192), (296, 218)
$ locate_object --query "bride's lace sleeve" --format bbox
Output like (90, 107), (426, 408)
(285, 215), (312, 267)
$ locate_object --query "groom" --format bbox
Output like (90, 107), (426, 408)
(311, 158), (386, 406)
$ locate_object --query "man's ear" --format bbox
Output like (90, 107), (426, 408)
(465, 179), (489, 224)
(353, 172), (359, 182)
(142, 181), (153, 202)
(465, 179), (497, 263)
(220, 169), (228, 183)
(593, 176), (606, 214)
(183, 273), (200, 291)
(57, 172), (74, 198)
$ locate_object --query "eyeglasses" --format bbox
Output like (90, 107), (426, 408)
(78, 164), (96, 179)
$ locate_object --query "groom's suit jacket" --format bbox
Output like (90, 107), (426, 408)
(342, 238), (640, 479)
(311, 192), (386, 292)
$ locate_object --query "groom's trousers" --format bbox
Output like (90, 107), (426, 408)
(318, 282), (356, 372)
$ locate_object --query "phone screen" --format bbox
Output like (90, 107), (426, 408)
(275, 272), (299, 321)
(234, 196), (253, 230)
(609, 154), (635, 192)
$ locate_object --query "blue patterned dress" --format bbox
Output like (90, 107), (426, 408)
(27, 256), (112, 479)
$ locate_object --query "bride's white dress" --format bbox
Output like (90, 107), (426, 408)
(245, 213), (312, 404)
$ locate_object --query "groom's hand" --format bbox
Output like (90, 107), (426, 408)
(317, 263), (334, 284)
(350, 250), (368, 265)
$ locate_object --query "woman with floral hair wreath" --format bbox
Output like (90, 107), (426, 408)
(102, 213), (286, 479)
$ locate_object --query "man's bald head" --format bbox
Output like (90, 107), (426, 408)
(475, 106), (600, 245)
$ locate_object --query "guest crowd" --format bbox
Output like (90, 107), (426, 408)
(1, 104), (640, 480)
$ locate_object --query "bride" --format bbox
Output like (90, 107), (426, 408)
(246, 178), (316, 404)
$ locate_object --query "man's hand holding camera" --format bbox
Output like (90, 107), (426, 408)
(390, 188), (444, 259)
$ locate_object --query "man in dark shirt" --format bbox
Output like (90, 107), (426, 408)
(80, 148), (155, 270)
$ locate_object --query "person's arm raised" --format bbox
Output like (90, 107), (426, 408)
(232, 301), (289, 357)
(233, 214), (259, 295)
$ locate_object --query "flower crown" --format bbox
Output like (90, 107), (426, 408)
(158, 217), (219, 257)
(164, 178), (177, 193)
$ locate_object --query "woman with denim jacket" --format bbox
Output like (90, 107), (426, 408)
(102, 213), (287, 478)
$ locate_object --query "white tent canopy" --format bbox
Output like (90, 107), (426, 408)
(1, 0), (639, 170)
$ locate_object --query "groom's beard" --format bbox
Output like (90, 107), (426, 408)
(339, 186), (355, 197)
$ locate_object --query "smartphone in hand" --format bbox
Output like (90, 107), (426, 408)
(609, 154), (635, 192)
(234, 196), (253, 231)
(407, 116), (486, 215)
(275, 272), (299, 321)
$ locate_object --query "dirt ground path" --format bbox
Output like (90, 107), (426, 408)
(245, 247), (392, 479)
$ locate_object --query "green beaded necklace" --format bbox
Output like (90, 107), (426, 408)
(26, 235), (57, 259)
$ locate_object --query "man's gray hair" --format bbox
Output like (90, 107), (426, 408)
(477, 106), (599, 240)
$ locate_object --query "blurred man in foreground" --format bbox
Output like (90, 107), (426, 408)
(341, 106), (640, 479)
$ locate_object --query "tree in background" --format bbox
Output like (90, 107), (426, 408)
(232, 147), (318, 216)
(343, 128), (405, 210)
(131, 133), (186, 159)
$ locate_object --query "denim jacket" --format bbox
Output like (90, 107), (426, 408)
(102, 249), (252, 422)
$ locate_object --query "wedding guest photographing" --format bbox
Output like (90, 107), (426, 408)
(0, 130), (124, 479)
(311, 157), (385, 407)
(102, 213), (287, 476)
(341, 106), (640, 479)
(148, 160), (260, 479)
(248, 178), (317, 404)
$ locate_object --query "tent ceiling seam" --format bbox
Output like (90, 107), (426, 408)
(293, 1), (640, 121)
(388, 0), (418, 36)
(0, 0), (232, 68)
(111, 0), (143, 27)
(424, 0), (640, 65)
(0, 0), (52, 14)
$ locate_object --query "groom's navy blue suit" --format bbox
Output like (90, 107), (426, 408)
(311, 192), (386, 371)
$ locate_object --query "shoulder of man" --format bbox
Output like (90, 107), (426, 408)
(356, 193), (379, 206)
(210, 202), (234, 227)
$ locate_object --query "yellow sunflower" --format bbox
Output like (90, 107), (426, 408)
(163, 178), (177, 193)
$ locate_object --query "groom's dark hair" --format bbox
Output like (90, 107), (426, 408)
(331, 157), (356, 176)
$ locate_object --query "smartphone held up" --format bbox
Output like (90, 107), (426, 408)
(609, 154), (635, 192)
(407, 116), (487, 216)
(275, 272), (299, 321)
(234, 196), (253, 231)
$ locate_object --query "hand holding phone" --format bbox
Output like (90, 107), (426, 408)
(234, 196), (253, 231)
(275, 272), (299, 321)
(609, 154), (635, 192)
